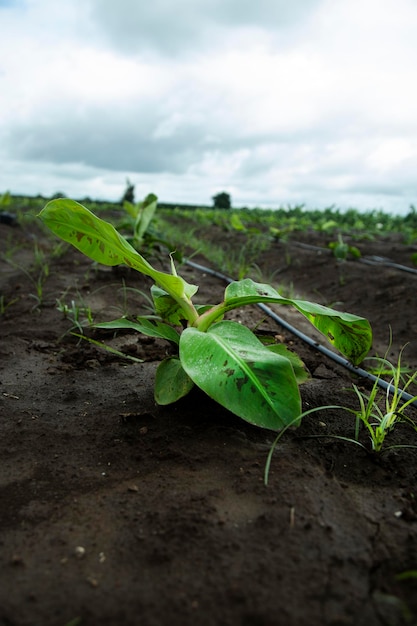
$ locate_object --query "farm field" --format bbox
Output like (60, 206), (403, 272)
(1, 196), (417, 626)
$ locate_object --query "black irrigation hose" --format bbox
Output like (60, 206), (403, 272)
(186, 259), (417, 409)
(359, 256), (417, 274)
(290, 240), (417, 275)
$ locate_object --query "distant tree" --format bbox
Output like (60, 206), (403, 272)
(121, 178), (135, 205)
(212, 191), (231, 210)
(404, 204), (417, 228)
(50, 191), (67, 199)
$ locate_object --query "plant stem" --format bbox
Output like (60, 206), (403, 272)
(193, 302), (226, 331)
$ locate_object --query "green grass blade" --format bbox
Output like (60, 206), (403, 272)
(70, 333), (144, 362)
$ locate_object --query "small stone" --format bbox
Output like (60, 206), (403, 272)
(74, 546), (86, 558)
(85, 359), (100, 369)
(10, 554), (24, 566)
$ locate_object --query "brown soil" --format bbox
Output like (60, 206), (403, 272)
(1, 215), (417, 626)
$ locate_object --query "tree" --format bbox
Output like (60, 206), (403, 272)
(212, 191), (231, 210)
(121, 178), (135, 205)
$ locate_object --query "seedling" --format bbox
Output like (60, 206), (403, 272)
(0, 191), (17, 226)
(328, 234), (361, 261)
(120, 193), (158, 249)
(38, 198), (372, 431)
(119, 193), (184, 265)
(0, 190), (11, 208)
(229, 213), (246, 232)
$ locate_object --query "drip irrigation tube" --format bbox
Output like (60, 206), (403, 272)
(289, 240), (417, 275)
(186, 259), (417, 409)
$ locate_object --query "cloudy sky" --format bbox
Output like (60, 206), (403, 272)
(1, 0), (417, 213)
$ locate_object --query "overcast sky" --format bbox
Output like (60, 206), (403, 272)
(1, 0), (417, 213)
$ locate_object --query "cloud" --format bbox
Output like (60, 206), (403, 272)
(6, 112), (204, 174)
(87, 0), (321, 56)
(1, 0), (417, 213)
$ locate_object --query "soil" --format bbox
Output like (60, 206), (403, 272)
(1, 214), (417, 626)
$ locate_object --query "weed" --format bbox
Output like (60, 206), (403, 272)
(264, 342), (417, 482)
(346, 348), (417, 452)
(0, 294), (19, 316)
(117, 282), (155, 318)
(6, 246), (50, 309)
(396, 570), (417, 581)
(264, 405), (342, 484)
(56, 297), (94, 335)
(283, 349), (417, 458)
(1, 234), (25, 261)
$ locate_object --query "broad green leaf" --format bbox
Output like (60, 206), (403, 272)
(123, 200), (137, 219)
(151, 285), (186, 325)
(267, 344), (310, 384)
(230, 213), (246, 231)
(38, 199), (198, 310)
(94, 316), (180, 344)
(330, 240), (349, 260)
(155, 357), (194, 404)
(0, 190), (11, 207)
(221, 279), (372, 365)
(179, 320), (301, 430)
(151, 285), (216, 325)
(135, 193), (157, 241)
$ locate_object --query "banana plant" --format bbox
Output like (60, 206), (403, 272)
(121, 193), (157, 248)
(39, 198), (372, 431)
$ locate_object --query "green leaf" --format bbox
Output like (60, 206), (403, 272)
(221, 279), (372, 365)
(349, 245), (361, 259)
(155, 357), (194, 405)
(123, 200), (137, 219)
(151, 285), (216, 325)
(70, 333), (143, 363)
(0, 190), (11, 207)
(135, 193), (157, 241)
(94, 316), (180, 344)
(179, 320), (301, 430)
(151, 285), (186, 325)
(40, 199), (153, 269)
(267, 344), (310, 384)
(38, 199), (199, 320)
(329, 240), (349, 260)
(230, 213), (246, 231)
